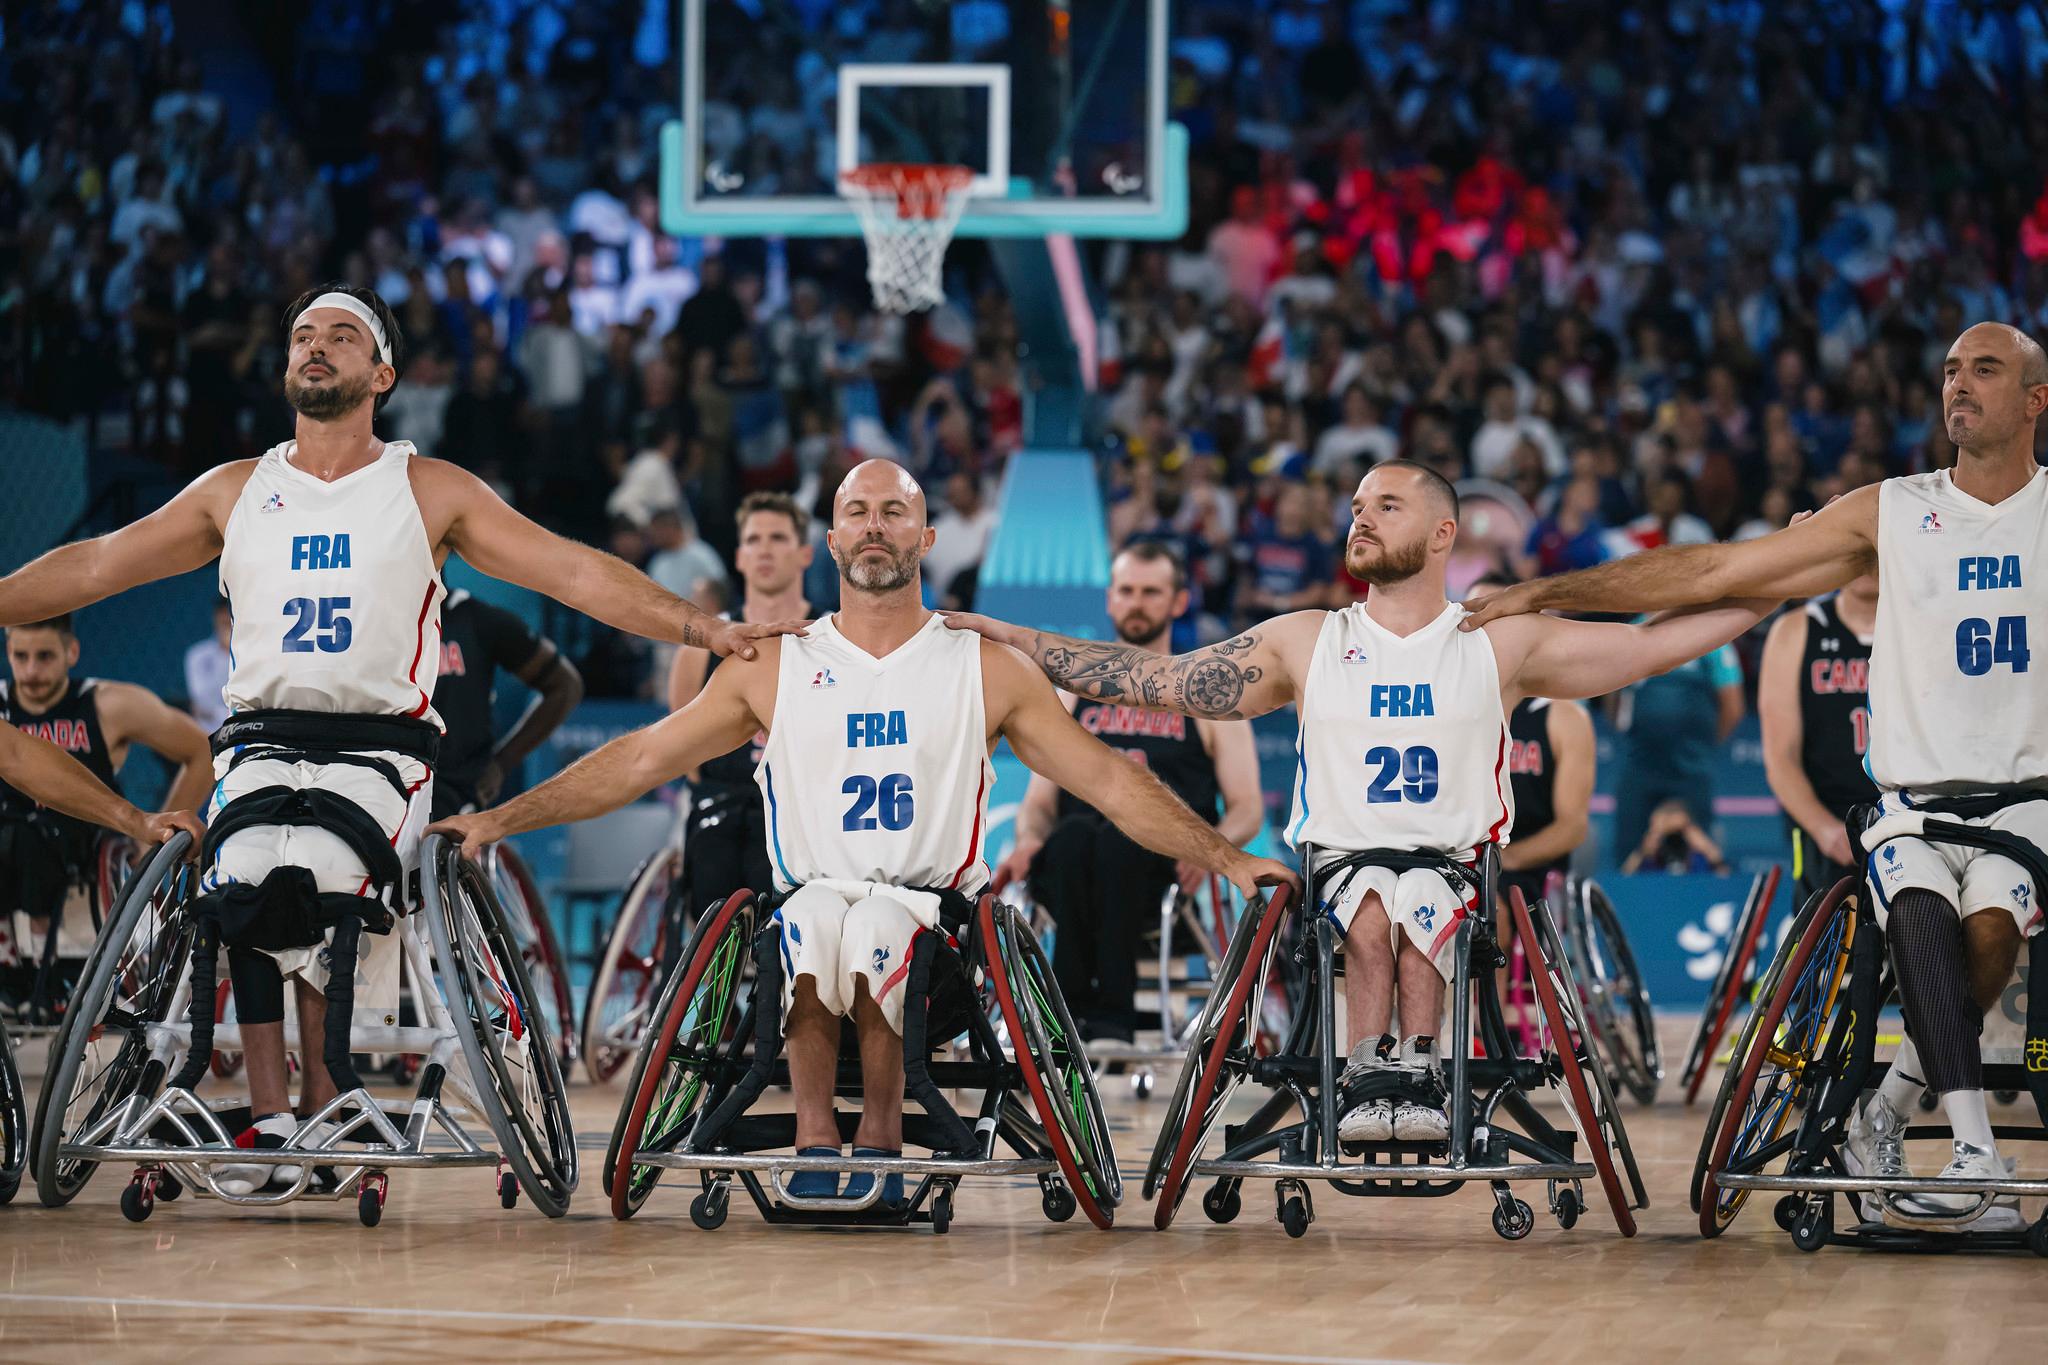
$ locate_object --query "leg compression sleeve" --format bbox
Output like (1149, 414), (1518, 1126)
(1887, 888), (1982, 1094)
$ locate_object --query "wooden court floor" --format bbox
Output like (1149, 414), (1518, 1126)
(4, 1021), (2041, 1365)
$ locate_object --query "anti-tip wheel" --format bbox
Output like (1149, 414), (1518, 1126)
(931, 1189), (954, 1235)
(358, 1187), (384, 1227)
(1790, 1198), (1832, 1253)
(1132, 1070), (1156, 1100)
(1202, 1182), (1242, 1225)
(1492, 1197), (1534, 1241)
(1041, 1182), (1077, 1223)
(1773, 1194), (1802, 1231)
(120, 1181), (153, 1223)
(498, 1171), (519, 1210)
(689, 1189), (728, 1230)
(1279, 1193), (1310, 1239)
(1553, 1189), (1582, 1230)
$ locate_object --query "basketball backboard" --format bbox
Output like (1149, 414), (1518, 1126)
(663, 0), (1183, 239)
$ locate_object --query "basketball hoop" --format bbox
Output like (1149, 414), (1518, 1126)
(839, 164), (975, 314)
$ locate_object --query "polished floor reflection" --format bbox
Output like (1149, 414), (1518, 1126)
(4, 1023), (2041, 1365)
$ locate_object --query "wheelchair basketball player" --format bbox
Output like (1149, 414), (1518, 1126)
(435, 459), (1296, 1204)
(1469, 320), (2048, 1224)
(949, 459), (1774, 1142)
(0, 283), (787, 1196)
(0, 719), (199, 856)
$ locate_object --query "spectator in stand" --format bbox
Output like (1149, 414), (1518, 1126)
(1611, 622), (1747, 866)
(1208, 185), (1283, 307)
(644, 507), (728, 604)
(1236, 482), (1333, 626)
(184, 598), (233, 734)
(923, 473), (999, 611)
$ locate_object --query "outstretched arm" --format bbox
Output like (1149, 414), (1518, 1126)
(0, 724), (202, 846)
(986, 645), (1298, 897)
(427, 657), (764, 857)
(943, 610), (1312, 721)
(1463, 484), (1878, 628)
(1498, 598), (1777, 703)
(0, 463), (241, 625)
(421, 460), (793, 658)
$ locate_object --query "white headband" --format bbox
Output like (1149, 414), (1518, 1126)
(294, 291), (389, 361)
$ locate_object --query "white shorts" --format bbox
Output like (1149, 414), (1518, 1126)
(1317, 856), (1477, 983)
(772, 881), (939, 1036)
(203, 749), (432, 1011)
(1865, 791), (2048, 937)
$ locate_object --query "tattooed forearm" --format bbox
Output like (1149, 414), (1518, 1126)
(1032, 631), (1264, 720)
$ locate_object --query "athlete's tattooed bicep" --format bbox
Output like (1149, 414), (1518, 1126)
(1030, 631), (1267, 720)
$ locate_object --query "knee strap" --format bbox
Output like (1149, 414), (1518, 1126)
(1887, 888), (1982, 1094)
(202, 786), (406, 900)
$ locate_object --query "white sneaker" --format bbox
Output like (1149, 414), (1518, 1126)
(1392, 1100), (1449, 1141)
(1843, 1092), (1911, 1181)
(1338, 1097), (1393, 1142)
(1889, 1141), (2012, 1224)
(217, 1113), (298, 1196)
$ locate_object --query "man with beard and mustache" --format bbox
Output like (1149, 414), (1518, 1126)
(994, 542), (1263, 1044)
(948, 459), (1774, 1141)
(1464, 322), (2048, 1226)
(0, 282), (787, 1195)
(433, 460), (1297, 1204)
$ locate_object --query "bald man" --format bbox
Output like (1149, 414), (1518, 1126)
(431, 460), (1296, 1205)
(947, 459), (1775, 1144)
(1465, 322), (2048, 1225)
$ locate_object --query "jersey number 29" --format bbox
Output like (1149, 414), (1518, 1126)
(1365, 745), (1439, 804)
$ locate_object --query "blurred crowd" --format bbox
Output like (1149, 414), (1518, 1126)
(5, 1), (2048, 698)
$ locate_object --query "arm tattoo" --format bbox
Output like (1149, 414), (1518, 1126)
(1035, 632), (1263, 720)
(680, 620), (706, 649)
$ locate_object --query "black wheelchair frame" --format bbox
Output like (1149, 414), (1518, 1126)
(604, 883), (1121, 1233)
(1696, 798), (2048, 1255)
(1145, 845), (1646, 1239)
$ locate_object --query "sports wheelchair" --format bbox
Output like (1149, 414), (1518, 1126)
(0, 1015), (23, 1204)
(1678, 865), (1784, 1105)
(604, 881), (1120, 1232)
(1014, 869), (1291, 1100)
(583, 826), (686, 1084)
(2, 828), (139, 1035)
(1695, 799), (2048, 1254)
(1502, 871), (1662, 1107)
(28, 832), (577, 1225)
(1144, 845), (1647, 1239)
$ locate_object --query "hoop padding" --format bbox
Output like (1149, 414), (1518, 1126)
(840, 164), (975, 314)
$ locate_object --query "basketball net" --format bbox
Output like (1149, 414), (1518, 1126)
(839, 164), (974, 314)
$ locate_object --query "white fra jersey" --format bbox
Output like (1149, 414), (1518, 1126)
(1869, 468), (2048, 793)
(756, 614), (993, 893)
(1286, 602), (1512, 859)
(220, 441), (445, 726)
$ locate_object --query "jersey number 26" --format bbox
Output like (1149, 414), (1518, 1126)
(843, 773), (914, 831)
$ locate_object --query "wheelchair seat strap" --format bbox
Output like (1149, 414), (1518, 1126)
(201, 785), (406, 900)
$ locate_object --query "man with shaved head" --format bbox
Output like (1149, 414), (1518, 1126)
(949, 460), (1776, 1142)
(434, 459), (1297, 1205)
(1466, 322), (2048, 1227)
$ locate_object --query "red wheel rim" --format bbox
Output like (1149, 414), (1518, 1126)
(610, 890), (752, 1220)
(1151, 887), (1291, 1230)
(1509, 887), (1636, 1237)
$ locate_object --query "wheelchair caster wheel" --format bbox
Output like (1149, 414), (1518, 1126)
(1994, 1089), (2020, 1105)
(1492, 1197), (1534, 1241)
(121, 1179), (154, 1223)
(156, 1172), (183, 1202)
(1132, 1070), (1155, 1100)
(1551, 1189), (1581, 1230)
(690, 1189), (729, 1231)
(1790, 1198), (1832, 1253)
(1917, 1090), (1939, 1114)
(931, 1189), (954, 1235)
(1773, 1194), (1803, 1232)
(1041, 1183), (1077, 1223)
(1276, 1184), (1311, 1239)
(2027, 1218), (2048, 1259)
(1202, 1183), (1242, 1225)
(358, 1188), (384, 1227)
(498, 1171), (519, 1210)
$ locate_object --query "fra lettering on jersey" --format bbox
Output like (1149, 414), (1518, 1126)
(290, 533), (352, 570)
(1370, 683), (1435, 718)
(847, 710), (909, 747)
(1958, 555), (2022, 591)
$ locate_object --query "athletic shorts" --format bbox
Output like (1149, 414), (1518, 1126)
(771, 880), (943, 1036)
(203, 748), (432, 1009)
(1316, 854), (1478, 983)
(1863, 791), (2048, 938)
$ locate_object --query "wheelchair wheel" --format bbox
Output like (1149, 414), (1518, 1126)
(31, 834), (194, 1207)
(1145, 886), (1293, 1231)
(0, 1019), (25, 1204)
(1680, 865), (1780, 1105)
(582, 847), (684, 1084)
(606, 890), (755, 1219)
(1573, 879), (1661, 1106)
(982, 894), (1123, 1230)
(422, 837), (579, 1218)
(1507, 887), (1640, 1237)
(1695, 878), (1857, 1237)
(485, 842), (577, 1073)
